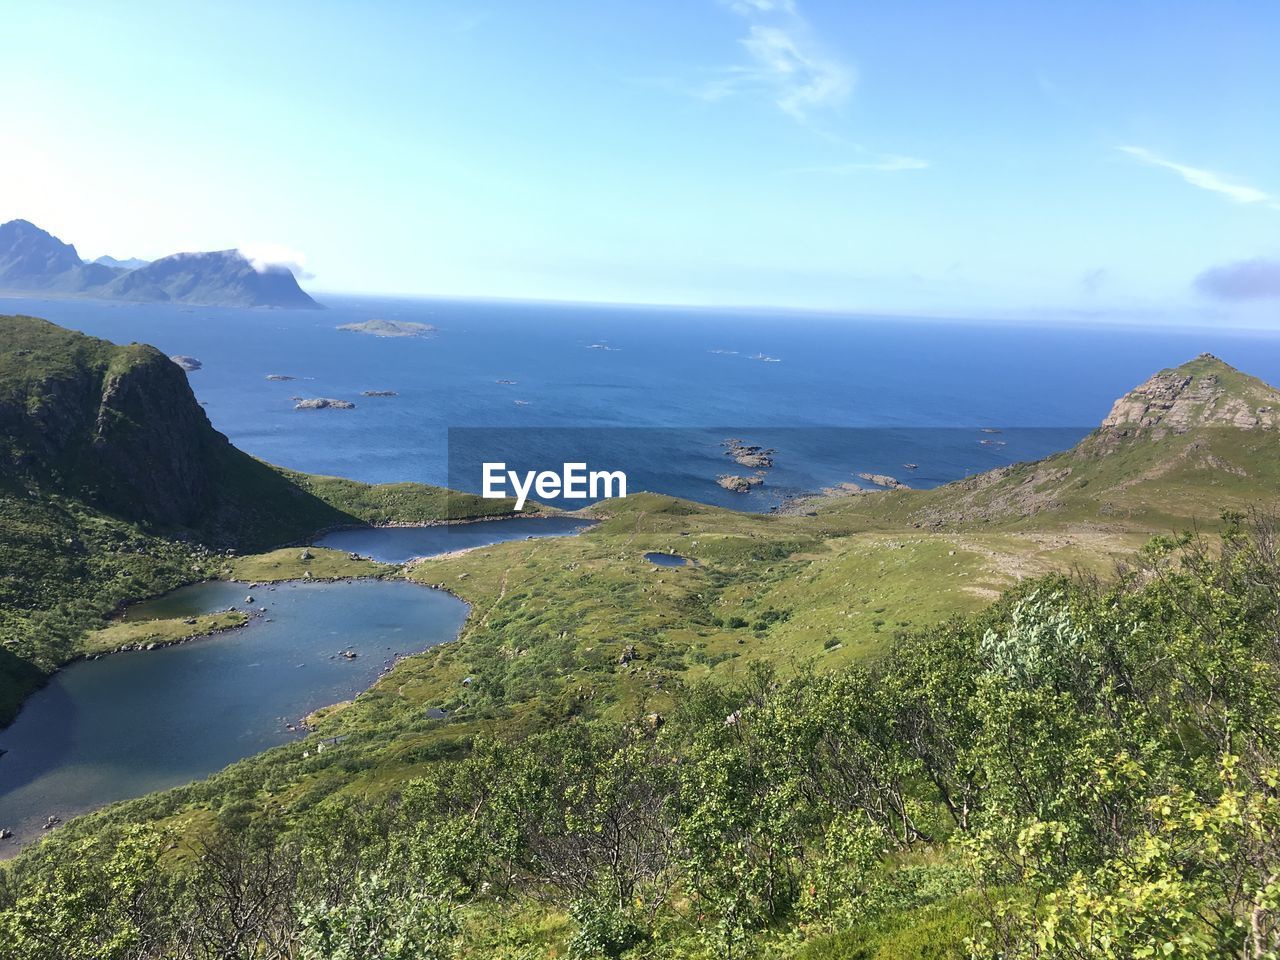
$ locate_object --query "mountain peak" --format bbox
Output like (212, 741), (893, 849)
(1100, 354), (1279, 435)
(0, 220), (320, 309)
(0, 219), (86, 287)
(104, 249), (320, 309)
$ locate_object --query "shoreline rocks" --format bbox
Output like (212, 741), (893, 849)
(857, 472), (910, 490)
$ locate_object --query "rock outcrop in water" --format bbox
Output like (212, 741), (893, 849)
(295, 398), (356, 410)
(338, 319), (436, 338)
(718, 473), (765, 493)
(722, 438), (775, 469)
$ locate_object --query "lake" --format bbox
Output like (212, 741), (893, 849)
(0, 517), (587, 852)
(317, 516), (595, 563)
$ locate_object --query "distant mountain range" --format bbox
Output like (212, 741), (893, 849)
(92, 254), (151, 271)
(0, 219), (321, 309)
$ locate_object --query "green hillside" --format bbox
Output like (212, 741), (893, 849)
(1, 319), (1279, 959)
(0, 315), (521, 723)
(812, 352), (1280, 534)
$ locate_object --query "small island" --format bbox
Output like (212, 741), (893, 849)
(169, 355), (202, 372)
(295, 398), (356, 410)
(266, 374), (296, 382)
(722, 438), (775, 469)
(361, 390), (398, 397)
(337, 319), (436, 338)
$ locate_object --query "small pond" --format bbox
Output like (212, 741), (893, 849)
(644, 552), (690, 567)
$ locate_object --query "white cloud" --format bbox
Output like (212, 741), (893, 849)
(702, 1), (854, 120)
(1119, 146), (1280, 210)
(788, 153), (929, 174)
(237, 242), (314, 279)
(721, 0), (797, 15)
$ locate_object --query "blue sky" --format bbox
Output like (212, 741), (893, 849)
(2, 1), (1278, 323)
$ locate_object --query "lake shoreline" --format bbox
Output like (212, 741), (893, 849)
(0, 516), (593, 853)
(0, 576), (470, 856)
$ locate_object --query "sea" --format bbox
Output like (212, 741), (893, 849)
(4, 293), (1278, 510)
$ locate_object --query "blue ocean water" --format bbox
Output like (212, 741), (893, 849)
(4, 293), (1277, 507)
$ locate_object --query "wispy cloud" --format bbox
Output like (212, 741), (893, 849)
(701, 1), (854, 120)
(1195, 258), (1280, 301)
(238, 242), (313, 279)
(723, 0), (796, 13)
(787, 153), (928, 174)
(1119, 146), (1280, 210)
(1080, 267), (1108, 295)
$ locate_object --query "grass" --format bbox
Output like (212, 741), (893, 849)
(0, 313), (535, 722)
(81, 610), (249, 657)
(229, 546), (393, 582)
(13, 466), (1241, 858)
(6, 333), (1280, 937)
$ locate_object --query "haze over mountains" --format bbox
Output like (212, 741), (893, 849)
(0, 220), (320, 309)
(92, 254), (150, 271)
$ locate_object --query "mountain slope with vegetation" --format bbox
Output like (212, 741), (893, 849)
(0, 321), (1278, 959)
(812, 352), (1280, 534)
(0, 315), (517, 723)
(101, 250), (321, 309)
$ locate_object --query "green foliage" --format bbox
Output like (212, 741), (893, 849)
(7, 520), (1280, 958)
(566, 892), (644, 960)
(0, 827), (174, 960)
(298, 871), (459, 960)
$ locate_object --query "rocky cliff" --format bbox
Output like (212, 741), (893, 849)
(0, 315), (341, 541)
(1100, 353), (1278, 436)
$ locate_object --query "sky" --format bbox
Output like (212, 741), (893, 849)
(2, 1), (1278, 325)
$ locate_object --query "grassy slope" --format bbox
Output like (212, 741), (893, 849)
(808, 356), (1280, 537)
(0, 315), (529, 723)
(4, 488), (1152, 860)
(4, 348), (1279, 957)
